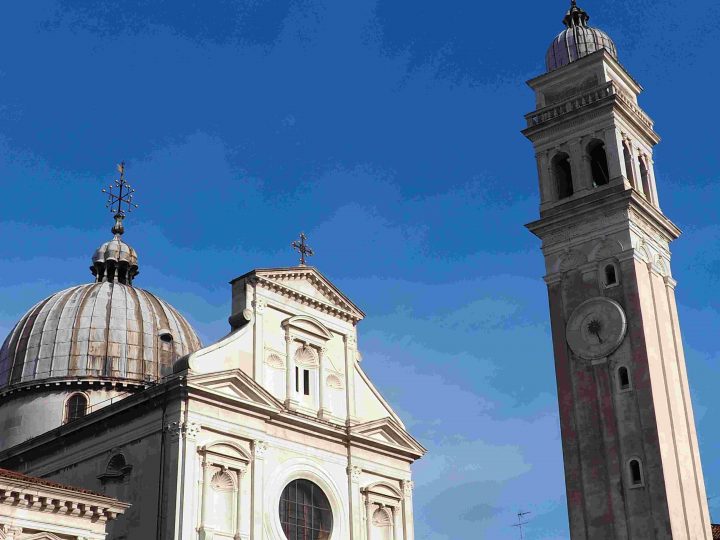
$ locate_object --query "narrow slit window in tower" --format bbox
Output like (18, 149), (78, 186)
(303, 369), (310, 396)
(552, 153), (574, 200)
(604, 264), (618, 287)
(618, 366), (631, 391)
(629, 459), (643, 487)
(588, 140), (610, 186)
(295, 366), (299, 393)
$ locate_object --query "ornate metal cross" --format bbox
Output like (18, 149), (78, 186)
(102, 162), (138, 218)
(291, 232), (314, 266)
(102, 162), (139, 236)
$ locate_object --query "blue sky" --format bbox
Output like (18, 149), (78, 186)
(1, 0), (719, 538)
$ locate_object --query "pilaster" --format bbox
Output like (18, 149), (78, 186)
(401, 480), (415, 540)
(347, 465), (363, 540)
(251, 440), (268, 540)
(253, 297), (266, 384)
(344, 334), (358, 425)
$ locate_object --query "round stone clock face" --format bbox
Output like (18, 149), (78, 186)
(566, 297), (627, 360)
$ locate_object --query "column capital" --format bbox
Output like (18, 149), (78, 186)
(237, 463), (249, 477)
(253, 440), (269, 460)
(347, 465), (362, 483)
(401, 480), (414, 499)
(166, 421), (201, 441)
(254, 298), (267, 314)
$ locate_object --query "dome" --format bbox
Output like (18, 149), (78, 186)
(0, 164), (202, 391)
(546, 1), (618, 72)
(0, 282), (202, 390)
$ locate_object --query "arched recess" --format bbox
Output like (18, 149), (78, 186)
(551, 152), (574, 200)
(198, 441), (251, 539)
(623, 141), (636, 187)
(587, 139), (610, 186)
(98, 452), (133, 482)
(638, 155), (652, 201)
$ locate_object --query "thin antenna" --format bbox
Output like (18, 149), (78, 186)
(512, 511), (531, 540)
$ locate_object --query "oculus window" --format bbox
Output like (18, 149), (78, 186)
(279, 479), (332, 540)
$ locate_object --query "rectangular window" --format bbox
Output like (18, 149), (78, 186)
(303, 369), (310, 396)
(295, 366), (299, 393)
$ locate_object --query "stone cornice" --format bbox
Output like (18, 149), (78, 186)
(0, 475), (128, 521)
(526, 184), (680, 247)
(0, 370), (425, 471)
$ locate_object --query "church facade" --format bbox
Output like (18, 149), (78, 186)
(0, 170), (424, 539)
(525, 2), (712, 539)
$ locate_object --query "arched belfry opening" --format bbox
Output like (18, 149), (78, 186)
(587, 140), (609, 187)
(552, 152), (574, 200)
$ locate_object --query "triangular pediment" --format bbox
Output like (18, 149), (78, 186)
(188, 370), (283, 411)
(250, 267), (365, 322)
(351, 417), (426, 457)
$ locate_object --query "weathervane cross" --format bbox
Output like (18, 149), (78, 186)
(291, 232), (314, 266)
(102, 162), (139, 236)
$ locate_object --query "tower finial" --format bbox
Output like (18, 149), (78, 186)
(102, 162), (139, 237)
(291, 232), (314, 266)
(563, 0), (589, 27)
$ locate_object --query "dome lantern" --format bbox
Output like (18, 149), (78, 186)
(546, 0), (618, 72)
(91, 162), (140, 285)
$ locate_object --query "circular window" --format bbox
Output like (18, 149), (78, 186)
(279, 479), (333, 539)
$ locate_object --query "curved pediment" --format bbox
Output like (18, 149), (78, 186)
(282, 315), (334, 340)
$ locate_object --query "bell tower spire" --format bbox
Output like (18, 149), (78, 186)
(524, 4), (711, 540)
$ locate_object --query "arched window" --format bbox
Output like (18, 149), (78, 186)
(617, 366), (631, 391)
(552, 152), (574, 200)
(639, 156), (652, 201)
(604, 264), (618, 287)
(279, 479), (333, 540)
(588, 140), (610, 187)
(65, 393), (88, 423)
(628, 459), (644, 487)
(623, 141), (636, 187)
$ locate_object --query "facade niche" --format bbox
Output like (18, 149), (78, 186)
(98, 453), (133, 483)
(552, 152), (574, 200)
(587, 140), (610, 186)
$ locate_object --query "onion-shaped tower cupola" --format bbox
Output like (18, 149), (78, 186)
(546, 0), (618, 72)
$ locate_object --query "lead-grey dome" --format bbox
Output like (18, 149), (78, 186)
(0, 282), (202, 389)
(0, 171), (202, 391)
(546, 1), (618, 72)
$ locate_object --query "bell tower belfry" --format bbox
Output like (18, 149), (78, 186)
(524, 2), (712, 539)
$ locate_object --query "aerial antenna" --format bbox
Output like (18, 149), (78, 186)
(512, 510), (531, 540)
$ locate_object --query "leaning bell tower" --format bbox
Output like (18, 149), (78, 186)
(524, 2), (712, 539)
